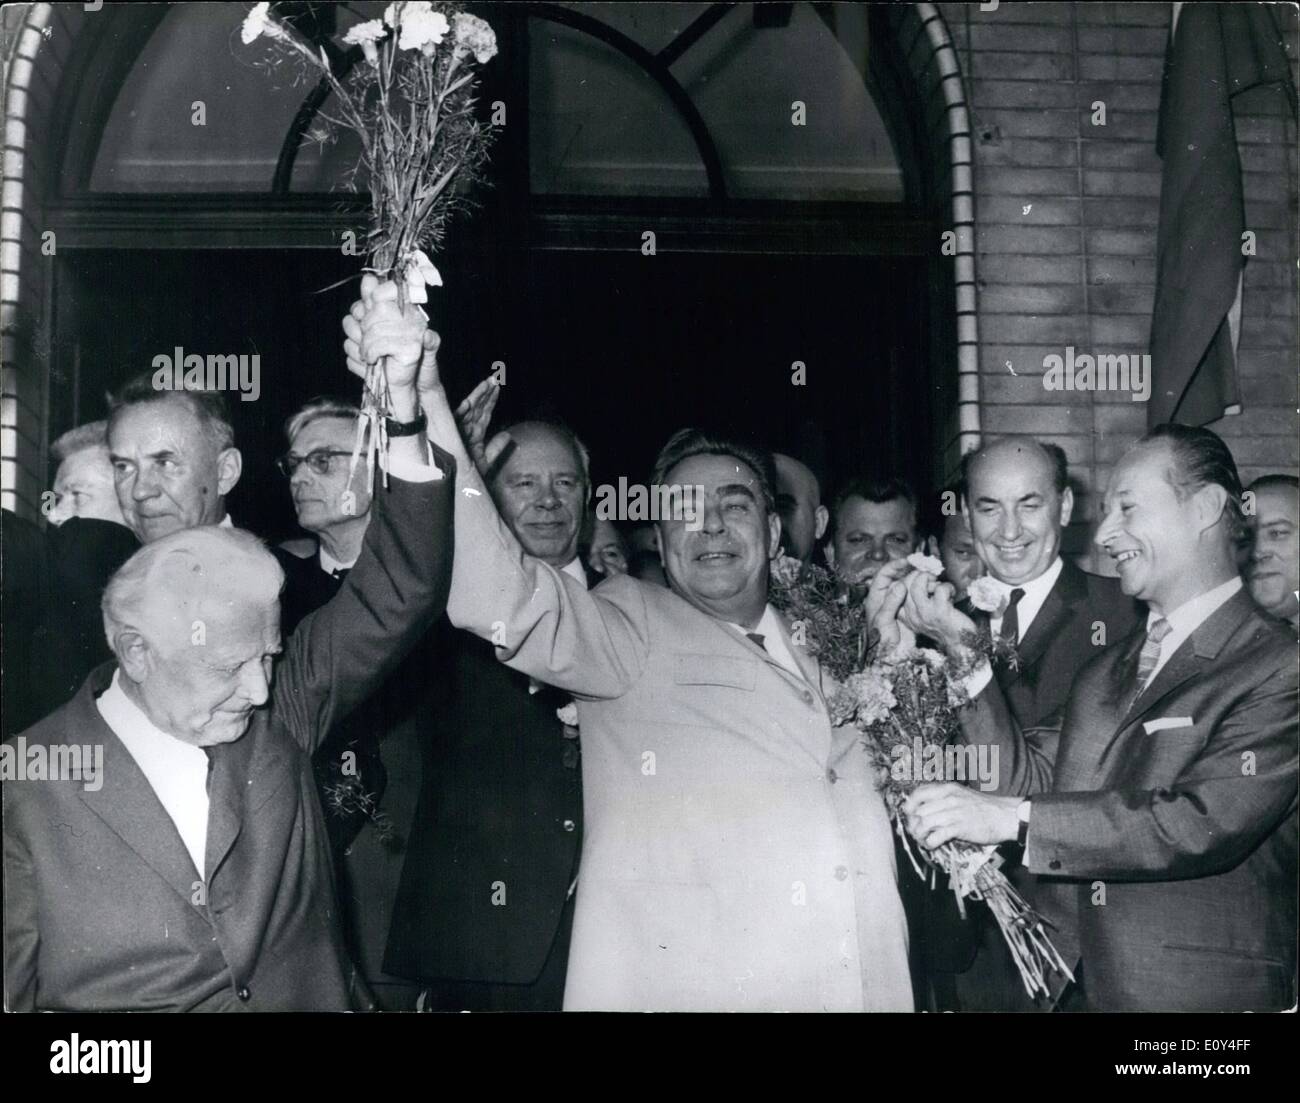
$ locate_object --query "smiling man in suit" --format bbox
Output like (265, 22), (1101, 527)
(940, 437), (1140, 1009)
(3, 282), (454, 1011)
(904, 424), (1298, 1012)
(416, 370), (912, 1008)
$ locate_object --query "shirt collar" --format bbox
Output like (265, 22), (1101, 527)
(728, 605), (804, 679)
(319, 545), (355, 575)
(560, 556), (589, 590)
(1151, 575), (1242, 637)
(96, 669), (199, 755)
(218, 514), (233, 529)
(987, 555), (1063, 605)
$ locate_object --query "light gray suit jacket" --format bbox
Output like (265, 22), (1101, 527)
(446, 488), (912, 1011)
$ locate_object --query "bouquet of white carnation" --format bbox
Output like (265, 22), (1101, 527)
(240, 2), (497, 483)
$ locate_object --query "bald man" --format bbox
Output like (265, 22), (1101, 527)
(773, 453), (829, 565)
(3, 282), (455, 1010)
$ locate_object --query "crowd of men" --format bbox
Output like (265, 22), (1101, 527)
(2, 278), (1296, 1012)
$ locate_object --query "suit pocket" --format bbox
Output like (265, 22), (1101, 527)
(1142, 716), (1195, 735)
(671, 653), (758, 691)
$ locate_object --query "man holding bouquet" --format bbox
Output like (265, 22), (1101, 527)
(898, 425), (1297, 1012)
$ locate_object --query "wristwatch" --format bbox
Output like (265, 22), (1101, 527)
(1016, 799), (1032, 848)
(384, 410), (427, 437)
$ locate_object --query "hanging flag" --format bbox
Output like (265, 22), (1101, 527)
(1147, 2), (1295, 426)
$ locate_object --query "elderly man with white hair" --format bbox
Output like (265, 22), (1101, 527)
(47, 420), (127, 528)
(3, 280), (454, 1011)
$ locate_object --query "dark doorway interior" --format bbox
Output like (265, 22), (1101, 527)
(53, 244), (932, 543)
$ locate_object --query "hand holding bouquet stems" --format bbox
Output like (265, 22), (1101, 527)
(342, 276), (442, 476)
(771, 550), (1069, 1000)
(242, 2), (496, 472)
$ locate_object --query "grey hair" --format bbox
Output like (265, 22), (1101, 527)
(51, 420), (110, 462)
(285, 395), (365, 445)
(102, 526), (284, 651)
(108, 371), (236, 454)
(499, 419), (592, 486)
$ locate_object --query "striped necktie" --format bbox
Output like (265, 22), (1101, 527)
(1132, 617), (1172, 703)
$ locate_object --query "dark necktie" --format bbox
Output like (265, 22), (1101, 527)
(999, 588), (1026, 645)
(331, 567), (350, 581)
(746, 632), (767, 651)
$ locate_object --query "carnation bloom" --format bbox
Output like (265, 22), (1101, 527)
(769, 553), (804, 588)
(385, 1), (449, 53)
(966, 575), (1005, 614)
(241, 2), (277, 45)
(452, 11), (498, 64)
(556, 702), (579, 727)
(906, 551), (944, 576)
(845, 670), (897, 728)
(342, 18), (387, 64)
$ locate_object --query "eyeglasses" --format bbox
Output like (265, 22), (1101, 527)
(275, 450), (354, 478)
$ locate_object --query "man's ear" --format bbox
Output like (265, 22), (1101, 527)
(767, 512), (782, 558)
(1192, 482), (1230, 535)
(813, 504), (829, 542)
(1059, 486), (1075, 528)
(114, 629), (152, 684)
(216, 447), (243, 497)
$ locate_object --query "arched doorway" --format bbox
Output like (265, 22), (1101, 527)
(2, 1), (979, 526)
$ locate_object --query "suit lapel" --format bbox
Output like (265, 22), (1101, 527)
(1122, 589), (1256, 730)
(1093, 589), (1255, 779)
(771, 610), (825, 697)
(74, 667), (206, 904)
(1061, 628), (1145, 788)
(1013, 561), (1086, 682)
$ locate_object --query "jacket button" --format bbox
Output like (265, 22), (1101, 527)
(801, 691), (813, 704)
(237, 986), (251, 1002)
(562, 819), (576, 832)
(826, 769), (838, 784)
(834, 865), (849, 881)
(1048, 860), (1061, 871)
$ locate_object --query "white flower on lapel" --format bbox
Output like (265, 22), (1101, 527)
(967, 575), (1005, 614)
(556, 702), (579, 727)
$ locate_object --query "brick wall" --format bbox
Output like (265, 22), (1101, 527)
(940, 0), (1299, 567)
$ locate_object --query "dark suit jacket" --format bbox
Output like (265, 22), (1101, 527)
(27, 517), (138, 726)
(971, 560), (1141, 730)
(964, 588), (1298, 1011)
(384, 622), (583, 989)
(3, 466), (453, 1011)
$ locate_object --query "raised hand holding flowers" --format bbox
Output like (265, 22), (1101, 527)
(239, 1), (496, 481)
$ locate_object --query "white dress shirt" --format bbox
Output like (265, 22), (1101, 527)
(986, 556), (1064, 642)
(1143, 575), (1242, 685)
(96, 670), (210, 879)
(730, 604), (804, 680)
(960, 557), (1065, 700)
